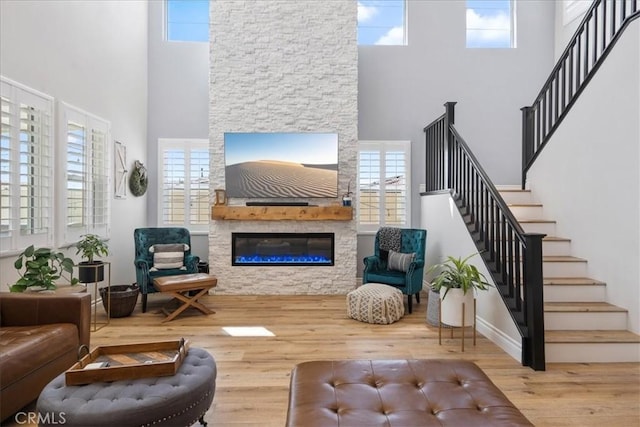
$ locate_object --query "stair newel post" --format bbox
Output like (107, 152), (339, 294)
(444, 102), (457, 190)
(522, 232), (546, 371)
(520, 106), (534, 189)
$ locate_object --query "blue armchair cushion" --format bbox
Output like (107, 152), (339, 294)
(387, 250), (416, 272)
(149, 243), (189, 270)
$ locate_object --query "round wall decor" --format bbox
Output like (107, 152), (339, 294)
(129, 160), (148, 197)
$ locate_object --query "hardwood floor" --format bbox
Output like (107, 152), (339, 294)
(6, 292), (640, 426)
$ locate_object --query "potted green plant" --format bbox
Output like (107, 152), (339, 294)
(9, 245), (78, 292)
(427, 252), (492, 326)
(75, 234), (109, 283)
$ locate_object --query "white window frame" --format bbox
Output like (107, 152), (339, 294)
(1, 77), (55, 256)
(466, 0), (516, 49)
(157, 138), (210, 232)
(357, 140), (411, 233)
(57, 102), (111, 246)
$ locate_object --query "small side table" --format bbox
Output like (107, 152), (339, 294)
(438, 297), (476, 352)
(76, 262), (111, 332)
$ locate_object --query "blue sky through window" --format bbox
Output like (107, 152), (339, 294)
(466, 0), (513, 48)
(167, 1), (511, 47)
(358, 0), (406, 45)
(166, 0), (209, 42)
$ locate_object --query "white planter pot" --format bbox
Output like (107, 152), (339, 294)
(440, 288), (475, 327)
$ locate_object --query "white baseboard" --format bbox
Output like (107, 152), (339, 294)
(476, 316), (522, 363)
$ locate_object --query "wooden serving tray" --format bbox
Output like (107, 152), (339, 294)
(65, 339), (189, 386)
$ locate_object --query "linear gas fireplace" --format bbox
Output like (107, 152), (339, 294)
(232, 232), (334, 266)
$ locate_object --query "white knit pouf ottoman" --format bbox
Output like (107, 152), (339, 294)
(347, 283), (405, 324)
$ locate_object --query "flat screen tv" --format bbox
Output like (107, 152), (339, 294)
(224, 132), (338, 198)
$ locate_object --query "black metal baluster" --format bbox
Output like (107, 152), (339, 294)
(612, 0), (617, 38)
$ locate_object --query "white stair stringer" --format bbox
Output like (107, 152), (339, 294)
(497, 187), (640, 363)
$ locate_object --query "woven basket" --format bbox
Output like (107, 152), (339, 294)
(426, 288), (450, 328)
(100, 284), (139, 318)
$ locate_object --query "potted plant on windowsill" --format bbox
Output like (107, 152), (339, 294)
(75, 234), (109, 284)
(9, 245), (79, 292)
(427, 252), (492, 326)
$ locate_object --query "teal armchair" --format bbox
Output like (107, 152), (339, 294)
(134, 227), (199, 312)
(363, 228), (427, 313)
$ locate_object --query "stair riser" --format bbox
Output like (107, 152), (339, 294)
(520, 222), (556, 235)
(510, 205), (544, 220)
(543, 261), (588, 277)
(545, 312), (628, 330)
(542, 240), (572, 256)
(546, 342), (640, 363)
(544, 285), (606, 302)
(498, 191), (535, 205)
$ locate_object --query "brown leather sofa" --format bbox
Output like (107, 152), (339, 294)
(286, 359), (533, 426)
(0, 292), (91, 422)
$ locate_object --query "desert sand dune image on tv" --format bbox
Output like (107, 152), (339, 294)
(224, 133), (338, 198)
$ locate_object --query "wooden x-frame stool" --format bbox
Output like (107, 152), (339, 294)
(153, 273), (217, 322)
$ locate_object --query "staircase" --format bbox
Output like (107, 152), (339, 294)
(499, 186), (640, 363)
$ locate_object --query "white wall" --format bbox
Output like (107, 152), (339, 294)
(527, 20), (640, 333)
(146, 0), (210, 256)
(359, 0), (556, 228)
(0, 0), (148, 288)
(554, 0), (591, 59)
(421, 193), (522, 362)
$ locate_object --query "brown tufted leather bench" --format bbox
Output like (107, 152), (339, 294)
(286, 359), (532, 427)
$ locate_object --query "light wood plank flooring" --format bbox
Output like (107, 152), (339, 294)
(6, 292), (640, 426)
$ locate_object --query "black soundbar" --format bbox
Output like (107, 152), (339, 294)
(246, 201), (309, 207)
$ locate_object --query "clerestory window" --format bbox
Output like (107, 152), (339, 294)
(466, 0), (516, 48)
(166, 0), (210, 42)
(358, 0), (407, 45)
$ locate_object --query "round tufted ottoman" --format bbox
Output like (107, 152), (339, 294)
(36, 347), (216, 427)
(347, 283), (405, 324)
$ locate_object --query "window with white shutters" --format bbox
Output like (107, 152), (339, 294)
(1, 77), (54, 255)
(158, 139), (209, 231)
(58, 103), (110, 245)
(358, 140), (411, 232)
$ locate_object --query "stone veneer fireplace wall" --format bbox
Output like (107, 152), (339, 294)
(208, 1), (358, 294)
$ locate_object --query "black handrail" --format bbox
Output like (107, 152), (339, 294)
(425, 102), (546, 371)
(522, 0), (640, 187)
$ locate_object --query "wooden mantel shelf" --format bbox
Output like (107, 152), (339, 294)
(211, 205), (353, 221)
